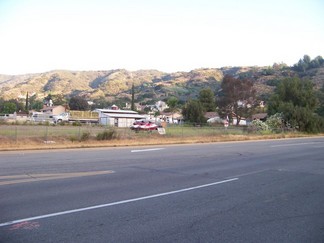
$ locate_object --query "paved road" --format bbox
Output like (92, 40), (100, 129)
(0, 137), (324, 242)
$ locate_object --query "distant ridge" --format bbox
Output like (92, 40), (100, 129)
(1, 65), (323, 104)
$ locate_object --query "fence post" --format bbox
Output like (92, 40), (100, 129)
(182, 124), (184, 138)
(45, 125), (48, 142)
(15, 126), (18, 143)
(78, 126), (81, 141)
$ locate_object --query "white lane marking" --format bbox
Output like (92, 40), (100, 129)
(0, 178), (238, 227)
(229, 169), (269, 178)
(131, 148), (165, 153)
(270, 142), (321, 147)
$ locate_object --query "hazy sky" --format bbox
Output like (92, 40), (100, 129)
(0, 0), (323, 75)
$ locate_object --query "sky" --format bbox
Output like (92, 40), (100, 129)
(0, 0), (323, 75)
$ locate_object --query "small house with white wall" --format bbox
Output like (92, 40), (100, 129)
(159, 112), (183, 124)
(41, 105), (66, 115)
(95, 107), (145, 127)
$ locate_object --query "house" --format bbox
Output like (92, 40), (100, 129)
(159, 112), (183, 124)
(205, 112), (224, 124)
(122, 103), (143, 112)
(95, 108), (146, 127)
(155, 100), (169, 111)
(204, 112), (218, 120)
(41, 105), (66, 115)
(232, 118), (247, 126)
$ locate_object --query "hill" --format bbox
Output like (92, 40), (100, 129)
(0, 64), (323, 105)
(0, 68), (223, 102)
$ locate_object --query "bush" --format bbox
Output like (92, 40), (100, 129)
(266, 113), (285, 132)
(72, 121), (82, 126)
(305, 114), (324, 133)
(96, 129), (118, 140)
(80, 131), (91, 141)
(249, 120), (270, 134)
(317, 116), (324, 133)
(69, 135), (78, 142)
(266, 79), (280, 87)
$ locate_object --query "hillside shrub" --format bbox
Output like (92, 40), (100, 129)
(72, 121), (81, 126)
(249, 120), (270, 134)
(96, 129), (118, 140)
(265, 113), (285, 132)
(80, 131), (91, 141)
(69, 135), (78, 142)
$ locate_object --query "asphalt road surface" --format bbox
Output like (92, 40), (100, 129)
(0, 137), (324, 242)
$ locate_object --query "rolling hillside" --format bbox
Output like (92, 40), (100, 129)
(0, 65), (323, 105)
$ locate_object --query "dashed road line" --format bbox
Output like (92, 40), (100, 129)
(131, 148), (165, 153)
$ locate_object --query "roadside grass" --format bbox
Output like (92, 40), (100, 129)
(165, 125), (246, 137)
(0, 123), (321, 151)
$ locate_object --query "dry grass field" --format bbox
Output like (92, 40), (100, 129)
(0, 124), (320, 151)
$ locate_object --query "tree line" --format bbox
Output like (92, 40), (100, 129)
(293, 55), (324, 72)
(180, 74), (324, 133)
(0, 94), (90, 114)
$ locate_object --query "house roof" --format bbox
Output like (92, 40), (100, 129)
(95, 109), (138, 115)
(160, 112), (183, 119)
(204, 112), (219, 119)
(100, 113), (145, 119)
(16, 112), (29, 116)
(42, 105), (64, 111)
(252, 113), (268, 120)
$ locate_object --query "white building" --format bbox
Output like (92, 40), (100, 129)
(41, 105), (66, 115)
(155, 100), (169, 111)
(95, 108), (145, 127)
(232, 118), (247, 126)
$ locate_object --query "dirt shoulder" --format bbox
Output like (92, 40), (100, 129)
(1, 133), (322, 152)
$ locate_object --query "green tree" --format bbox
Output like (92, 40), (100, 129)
(8, 99), (24, 112)
(25, 92), (29, 112)
(31, 100), (44, 111)
(293, 55), (324, 72)
(182, 99), (206, 124)
(92, 97), (110, 109)
(217, 75), (257, 125)
(52, 94), (67, 106)
(0, 98), (4, 113)
(167, 97), (178, 112)
(316, 84), (324, 117)
(68, 96), (89, 111)
(28, 94), (43, 111)
(303, 54), (311, 65)
(143, 106), (151, 113)
(166, 97), (179, 121)
(131, 83), (135, 111)
(268, 77), (322, 132)
(154, 110), (160, 118)
(198, 88), (216, 112)
(3, 102), (17, 114)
